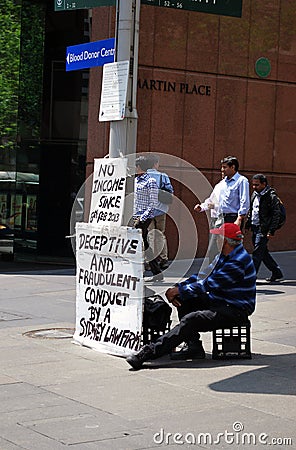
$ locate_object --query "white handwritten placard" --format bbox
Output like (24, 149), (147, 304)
(73, 222), (144, 356)
(88, 157), (127, 226)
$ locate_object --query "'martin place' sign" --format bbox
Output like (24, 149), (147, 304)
(138, 78), (211, 95)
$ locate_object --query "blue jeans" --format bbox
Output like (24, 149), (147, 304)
(251, 225), (280, 274)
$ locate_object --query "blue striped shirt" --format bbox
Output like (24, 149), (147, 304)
(178, 244), (256, 315)
(219, 172), (250, 215)
(134, 173), (158, 222)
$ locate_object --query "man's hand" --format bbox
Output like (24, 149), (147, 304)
(194, 204), (202, 213)
(165, 287), (181, 307)
(133, 218), (141, 228)
(234, 215), (245, 228)
(234, 217), (242, 227)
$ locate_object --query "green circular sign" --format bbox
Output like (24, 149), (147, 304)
(255, 57), (271, 78)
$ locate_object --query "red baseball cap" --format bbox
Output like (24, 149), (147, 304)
(210, 223), (244, 240)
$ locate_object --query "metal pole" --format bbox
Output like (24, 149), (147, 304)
(109, 0), (140, 225)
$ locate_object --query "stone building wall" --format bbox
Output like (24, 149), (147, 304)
(87, 0), (296, 258)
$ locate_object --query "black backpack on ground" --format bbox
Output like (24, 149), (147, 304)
(143, 289), (172, 332)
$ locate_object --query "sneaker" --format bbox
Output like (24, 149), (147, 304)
(144, 273), (164, 283)
(159, 259), (170, 270)
(126, 345), (154, 370)
(266, 271), (284, 282)
(170, 342), (205, 360)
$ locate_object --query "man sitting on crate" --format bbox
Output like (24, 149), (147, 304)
(126, 223), (256, 370)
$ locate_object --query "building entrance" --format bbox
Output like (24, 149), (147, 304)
(0, 0), (88, 263)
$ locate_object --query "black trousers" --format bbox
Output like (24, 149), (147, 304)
(251, 225), (281, 274)
(137, 218), (162, 275)
(151, 295), (248, 358)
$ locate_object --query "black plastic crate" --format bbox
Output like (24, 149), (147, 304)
(212, 321), (251, 359)
(142, 320), (171, 345)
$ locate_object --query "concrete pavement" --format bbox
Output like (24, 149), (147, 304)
(0, 252), (295, 449)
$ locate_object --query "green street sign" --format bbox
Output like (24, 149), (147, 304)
(55, 0), (242, 15)
(141, 0), (242, 17)
(54, 0), (115, 11)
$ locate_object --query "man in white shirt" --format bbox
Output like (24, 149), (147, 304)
(194, 182), (222, 262)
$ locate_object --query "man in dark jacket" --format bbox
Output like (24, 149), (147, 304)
(246, 174), (284, 282)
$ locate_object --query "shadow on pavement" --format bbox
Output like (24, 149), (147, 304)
(256, 289), (286, 295)
(208, 352), (296, 395)
(138, 353), (296, 396)
(0, 259), (75, 275)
